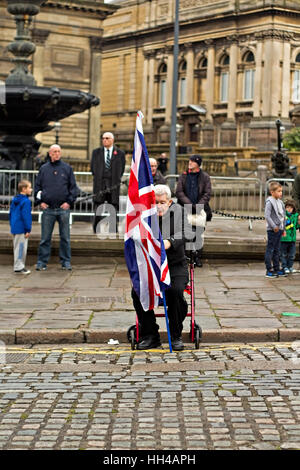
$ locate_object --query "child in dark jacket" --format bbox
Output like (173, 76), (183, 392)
(280, 199), (300, 274)
(9, 180), (32, 274)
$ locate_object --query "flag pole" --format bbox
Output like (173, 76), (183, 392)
(162, 292), (173, 353)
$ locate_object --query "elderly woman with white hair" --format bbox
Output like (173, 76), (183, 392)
(131, 184), (194, 351)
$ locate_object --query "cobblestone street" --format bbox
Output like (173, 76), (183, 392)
(0, 343), (299, 451)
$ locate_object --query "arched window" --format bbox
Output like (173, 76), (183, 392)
(198, 57), (207, 68)
(243, 51), (255, 100)
(220, 54), (230, 102)
(158, 62), (167, 107)
(178, 60), (187, 105)
(196, 56), (208, 103)
(293, 52), (300, 103)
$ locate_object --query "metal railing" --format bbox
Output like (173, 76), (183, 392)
(0, 169), (296, 222)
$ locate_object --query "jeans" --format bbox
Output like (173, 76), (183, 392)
(38, 208), (71, 266)
(280, 241), (296, 269)
(265, 229), (283, 272)
(13, 234), (28, 271)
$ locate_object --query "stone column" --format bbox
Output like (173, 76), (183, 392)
(228, 40), (238, 120)
(31, 29), (50, 86)
(281, 40), (291, 119)
(165, 47), (174, 124)
(253, 40), (262, 118)
(185, 44), (194, 104)
(141, 51), (149, 114)
(205, 41), (215, 121)
(88, 36), (102, 158)
(129, 49), (137, 110)
(262, 35), (281, 117)
(146, 52), (155, 125)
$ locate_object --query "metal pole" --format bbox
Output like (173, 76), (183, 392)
(276, 119), (282, 151)
(169, 0), (179, 191)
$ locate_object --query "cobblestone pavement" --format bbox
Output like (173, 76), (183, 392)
(0, 343), (300, 450)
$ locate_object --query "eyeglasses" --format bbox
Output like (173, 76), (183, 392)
(102, 137), (112, 140)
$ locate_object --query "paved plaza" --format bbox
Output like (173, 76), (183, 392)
(0, 258), (300, 345)
(0, 343), (300, 450)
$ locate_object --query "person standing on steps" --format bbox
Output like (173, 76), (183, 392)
(90, 132), (125, 234)
(34, 144), (78, 271)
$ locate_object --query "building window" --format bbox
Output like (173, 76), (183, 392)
(219, 54), (230, 102)
(179, 77), (187, 105)
(196, 56), (207, 103)
(160, 79), (166, 107)
(293, 70), (300, 102)
(242, 51), (255, 100)
(220, 72), (229, 102)
(244, 69), (255, 100)
(158, 62), (167, 108)
(178, 60), (187, 105)
(292, 54), (300, 103)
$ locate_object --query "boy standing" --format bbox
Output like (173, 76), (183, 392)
(9, 180), (32, 274)
(280, 199), (300, 274)
(264, 181), (286, 278)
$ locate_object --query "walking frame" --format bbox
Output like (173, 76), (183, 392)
(127, 250), (202, 350)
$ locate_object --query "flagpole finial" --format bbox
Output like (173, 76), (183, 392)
(137, 110), (144, 120)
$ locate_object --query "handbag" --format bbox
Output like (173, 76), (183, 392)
(187, 209), (207, 227)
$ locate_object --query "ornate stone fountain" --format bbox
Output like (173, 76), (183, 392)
(0, 0), (100, 169)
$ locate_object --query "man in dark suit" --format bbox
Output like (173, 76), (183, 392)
(90, 132), (125, 233)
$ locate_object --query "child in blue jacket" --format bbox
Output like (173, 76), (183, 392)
(9, 180), (32, 274)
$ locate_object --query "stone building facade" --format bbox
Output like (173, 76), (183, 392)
(100, 0), (300, 152)
(1, 0), (300, 159)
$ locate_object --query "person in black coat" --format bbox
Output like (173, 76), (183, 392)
(149, 157), (166, 185)
(90, 132), (125, 233)
(176, 154), (212, 267)
(132, 184), (194, 351)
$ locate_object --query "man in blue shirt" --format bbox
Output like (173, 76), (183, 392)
(34, 144), (78, 271)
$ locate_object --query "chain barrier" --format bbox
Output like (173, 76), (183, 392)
(213, 210), (265, 220)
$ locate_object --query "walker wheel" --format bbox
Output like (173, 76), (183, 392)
(127, 325), (136, 350)
(194, 323), (202, 349)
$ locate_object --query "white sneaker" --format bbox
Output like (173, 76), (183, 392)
(290, 268), (298, 274)
(284, 267), (290, 274)
(14, 268), (31, 275)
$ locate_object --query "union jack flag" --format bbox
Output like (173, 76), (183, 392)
(124, 111), (171, 311)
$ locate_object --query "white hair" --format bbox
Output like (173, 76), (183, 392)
(49, 144), (61, 151)
(102, 132), (114, 140)
(154, 184), (171, 200)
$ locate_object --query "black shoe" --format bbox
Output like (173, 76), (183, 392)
(62, 264), (72, 271)
(171, 337), (184, 351)
(136, 335), (161, 350)
(36, 264), (47, 271)
(195, 257), (202, 268)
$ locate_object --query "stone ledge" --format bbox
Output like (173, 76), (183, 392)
(15, 329), (85, 344)
(278, 328), (300, 341)
(0, 330), (15, 345)
(0, 327), (294, 345)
